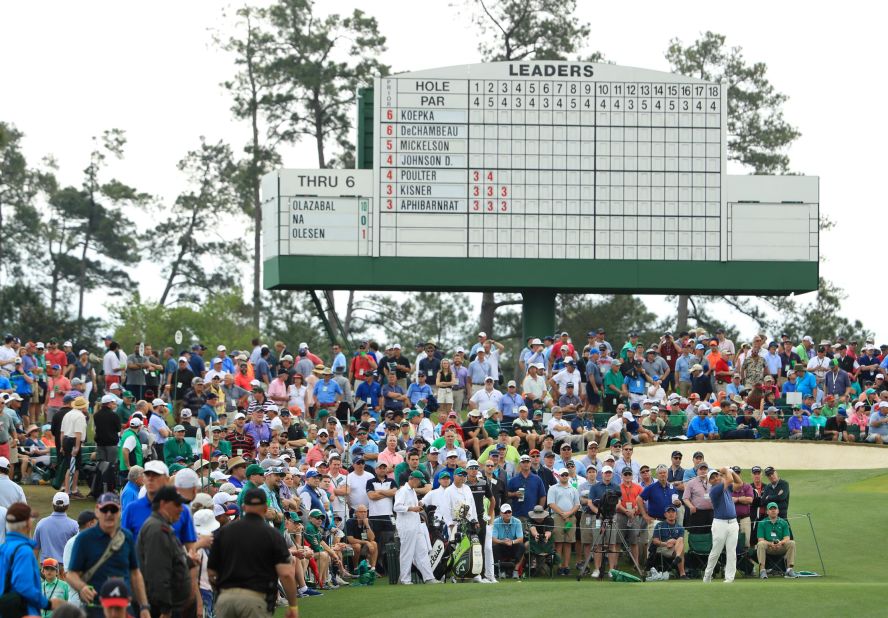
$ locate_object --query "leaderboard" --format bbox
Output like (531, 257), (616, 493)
(373, 62), (727, 261)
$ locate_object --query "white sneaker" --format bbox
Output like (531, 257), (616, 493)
(591, 569), (600, 578)
(703, 576), (712, 583)
(473, 575), (486, 583)
(424, 579), (442, 584)
(334, 575), (348, 586)
(649, 568), (659, 577)
(487, 577), (499, 584)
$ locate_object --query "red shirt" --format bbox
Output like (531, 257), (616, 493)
(45, 350), (67, 368)
(759, 415), (783, 432)
(349, 354), (377, 380)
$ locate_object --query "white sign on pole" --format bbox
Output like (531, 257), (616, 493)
(174, 330), (183, 345)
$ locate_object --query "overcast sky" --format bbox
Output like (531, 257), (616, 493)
(2, 1), (884, 342)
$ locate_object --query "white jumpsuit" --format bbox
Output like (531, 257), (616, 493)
(394, 484), (436, 584)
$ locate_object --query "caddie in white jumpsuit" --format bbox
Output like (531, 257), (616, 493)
(394, 470), (439, 584)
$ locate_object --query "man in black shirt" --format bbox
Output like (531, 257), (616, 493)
(208, 488), (298, 618)
(93, 398), (122, 464)
(418, 343), (442, 387)
(165, 357), (195, 418)
(382, 345), (412, 390)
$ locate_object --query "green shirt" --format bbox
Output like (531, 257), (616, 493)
(603, 370), (624, 397)
(305, 521), (325, 552)
(757, 517), (791, 542)
(41, 579), (69, 617)
(117, 402), (135, 425)
(619, 342), (635, 361)
(715, 413), (737, 434)
(163, 438), (193, 466)
(484, 418), (500, 439)
(236, 480), (259, 506)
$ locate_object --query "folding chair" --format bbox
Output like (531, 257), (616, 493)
(801, 426), (817, 440)
(685, 533), (716, 577)
(526, 536), (557, 578)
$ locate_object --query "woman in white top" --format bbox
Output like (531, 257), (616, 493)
(287, 373), (309, 416)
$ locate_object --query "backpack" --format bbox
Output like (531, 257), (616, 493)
(89, 460), (118, 498)
(0, 546), (29, 618)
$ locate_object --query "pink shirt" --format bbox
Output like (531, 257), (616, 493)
(377, 448), (404, 476)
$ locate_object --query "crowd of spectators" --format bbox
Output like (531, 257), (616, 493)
(0, 327), (884, 614)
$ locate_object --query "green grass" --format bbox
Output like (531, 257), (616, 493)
(272, 468), (888, 618)
(24, 469), (888, 617)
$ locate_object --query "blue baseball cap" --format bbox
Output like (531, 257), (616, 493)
(305, 470), (319, 479)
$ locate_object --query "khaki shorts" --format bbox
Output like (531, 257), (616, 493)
(216, 588), (271, 618)
(552, 512), (577, 543)
(579, 513), (598, 543)
(436, 387), (454, 404)
(655, 544), (678, 558)
(595, 522), (619, 545)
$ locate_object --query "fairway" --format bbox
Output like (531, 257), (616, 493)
(277, 468), (888, 618)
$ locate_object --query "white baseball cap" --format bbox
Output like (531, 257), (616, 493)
(144, 461), (169, 476)
(52, 491), (70, 506)
(173, 468), (201, 489)
(213, 492), (235, 506)
(602, 465), (614, 473)
(129, 418), (143, 428)
(152, 398), (166, 407)
(63, 340), (72, 347)
(101, 394), (117, 404)
(0, 456), (9, 469)
(500, 504), (512, 512)
(217, 345), (227, 352)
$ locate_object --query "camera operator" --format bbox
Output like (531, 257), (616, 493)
(585, 465), (621, 578)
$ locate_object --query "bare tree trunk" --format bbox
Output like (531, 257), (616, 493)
(343, 290), (355, 339)
(480, 292), (496, 335)
(246, 13), (262, 331)
(77, 191), (97, 321)
(676, 295), (689, 332)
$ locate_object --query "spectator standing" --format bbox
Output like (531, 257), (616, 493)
(0, 455), (26, 507)
(0, 503), (65, 616)
(208, 487), (298, 617)
(33, 492), (79, 567)
(136, 486), (192, 618)
(61, 396), (90, 499)
(93, 397), (121, 465)
(61, 510), (97, 608)
(760, 467), (790, 519)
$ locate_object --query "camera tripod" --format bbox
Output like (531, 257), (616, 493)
(576, 513), (644, 581)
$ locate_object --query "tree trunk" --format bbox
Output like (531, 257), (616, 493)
(314, 99), (326, 169)
(247, 20), (262, 331)
(480, 292), (496, 335)
(343, 290), (355, 339)
(676, 295), (689, 332)
(78, 190), (97, 322)
(159, 207), (199, 306)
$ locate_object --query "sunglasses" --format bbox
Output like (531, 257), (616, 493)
(99, 506), (120, 514)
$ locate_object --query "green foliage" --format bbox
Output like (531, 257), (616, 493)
(0, 122), (53, 281)
(352, 292), (473, 354)
(557, 294), (662, 349)
(44, 130), (149, 319)
(470, 0), (590, 62)
(154, 138), (246, 306)
(666, 31), (801, 174)
(109, 290), (256, 352)
(769, 278), (871, 343)
(262, 290), (329, 353)
(262, 0), (389, 167)
(0, 282), (101, 347)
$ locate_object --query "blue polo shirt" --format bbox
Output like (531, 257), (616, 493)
(687, 415), (717, 438)
(351, 440), (379, 471)
(313, 379), (343, 405)
(640, 480), (678, 519)
(121, 496), (197, 544)
(794, 372), (817, 397)
(624, 374), (646, 395)
(507, 472), (548, 518)
(652, 519), (685, 542)
(406, 382), (432, 405)
(67, 526), (139, 590)
(710, 480), (737, 520)
(355, 381), (382, 411)
(498, 393), (525, 420)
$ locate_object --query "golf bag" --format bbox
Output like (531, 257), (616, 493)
(424, 505), (452, 580)
(89, 460), (117, 499)
(447, 505), (483, 579)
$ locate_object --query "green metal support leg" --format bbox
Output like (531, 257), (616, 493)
(522, 290), (556, 342)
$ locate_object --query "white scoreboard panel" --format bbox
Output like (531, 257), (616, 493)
(262, 169), (373, 258)
(373, 62), (727, 261)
